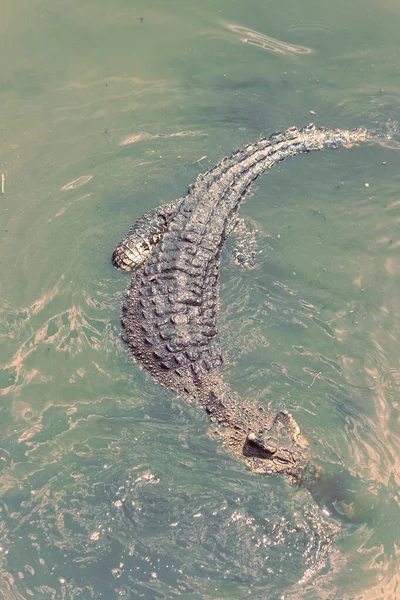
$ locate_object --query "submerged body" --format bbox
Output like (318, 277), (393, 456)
(112, 124), (372, 484)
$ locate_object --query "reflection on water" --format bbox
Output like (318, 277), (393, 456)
(226, 24), (313, 55)
(119, 130), (206, 147)
(0, 0), (400, 597)
(61, 175), (93, 191)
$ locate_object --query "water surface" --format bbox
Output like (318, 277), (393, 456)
(1, 0), (399, 598)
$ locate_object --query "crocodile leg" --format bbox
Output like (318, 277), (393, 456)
(112, 198), (182, 272)
(228, 217), (258, 269)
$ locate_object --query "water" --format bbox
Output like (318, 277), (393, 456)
(1, 0), (399, 598)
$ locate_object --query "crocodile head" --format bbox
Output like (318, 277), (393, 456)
(243, 410), (310, 483)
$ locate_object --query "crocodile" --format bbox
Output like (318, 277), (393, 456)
(112, 124), (373, 485)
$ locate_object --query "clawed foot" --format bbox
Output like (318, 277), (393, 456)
(226, 217), (260, 270)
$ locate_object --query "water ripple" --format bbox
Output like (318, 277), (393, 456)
(225, 23), (314, 55)
(0, 421), (339, 599)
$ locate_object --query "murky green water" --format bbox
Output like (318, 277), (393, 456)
(1, 0), (399, 598)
